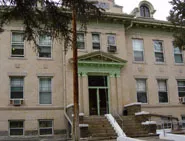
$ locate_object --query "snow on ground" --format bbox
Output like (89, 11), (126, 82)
(157, 129), (185, 141)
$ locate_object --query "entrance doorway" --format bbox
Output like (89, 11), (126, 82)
(88, 76), (109, 115)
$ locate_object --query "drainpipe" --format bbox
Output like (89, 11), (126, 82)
(126, 21), (133, 30)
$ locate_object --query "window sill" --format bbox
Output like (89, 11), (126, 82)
(77, 49), (88, 53)
(154, 62), (166, 65)
(38, 104), (53, 106)
(174, 63), (184, 66)
(133, 61), (146, 64)
(37, 58), (53, 61)
(9, 57), (27, 60)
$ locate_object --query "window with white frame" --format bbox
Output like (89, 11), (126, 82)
(10, 77), (24, 99)
(136, 79), (147, 103)
(107, 34), (116, 46)
(39, 35), (52, 58)
(11, 32), (24, 57)
(174, 46), (183, 63)
(9, 120), (24, 136)
(132, 39), (144, 61)
(92, 33), (100, 49)
(177, 81), (185, 97)
(154, 40), (164, 63)
(39, 77), (52, 104)
(39, 120), (53, 135)
(77, 33), (85, 49)
(157, 80), (168, 103)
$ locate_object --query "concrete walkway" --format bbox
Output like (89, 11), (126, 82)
(135, 136), (174, 141)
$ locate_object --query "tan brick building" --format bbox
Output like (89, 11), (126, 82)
(0, 0), (184, 137)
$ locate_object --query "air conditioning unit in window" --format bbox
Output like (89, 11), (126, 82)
(179, 97), (185, 104)
(108, 45), (117, 52)
(12, 99), (23, 106)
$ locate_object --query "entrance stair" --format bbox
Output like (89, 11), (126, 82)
(81, 116), (117, 140)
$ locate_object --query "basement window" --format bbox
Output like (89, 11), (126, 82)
(9, 120), (24, 136)
(39, 120), (53, 136)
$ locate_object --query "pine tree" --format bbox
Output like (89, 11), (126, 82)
(168, 0), (185, 49)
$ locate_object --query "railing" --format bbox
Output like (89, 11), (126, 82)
(116, 113), (124, 130)
(64, 104), (73, 138)
(156, 120), (185, 130)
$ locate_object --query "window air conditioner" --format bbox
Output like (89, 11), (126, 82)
(108, 45), (117, 52)
(12, 99), (22, 106)
(179, 97), (185, 104)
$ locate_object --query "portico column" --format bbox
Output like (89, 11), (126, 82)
(81, 72), (89, 115)
(115, 73), (123, 115)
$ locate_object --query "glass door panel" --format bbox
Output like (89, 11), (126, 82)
(89, 89), (98, 115)
(99, 88), (109, 115)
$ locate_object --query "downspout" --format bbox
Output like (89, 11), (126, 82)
(126, 21), (133, 30)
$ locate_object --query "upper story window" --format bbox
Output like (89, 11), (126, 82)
(177, 81), (185, 97)
(136, 79), (147, 103)
(77, 33), (85, 49)
(38, 35), (52, 58)
(107, 34), (117, 52)
(92, 33), (100, 50)
(154, 40), (164, 63)
(157, 79), (168, 103)
(39, 77), (52, 104)
(11, 32), (24, 57)
(10, 77), (24, 100)
(140, 5), (150, 17)
(132, 39), (144, 62)
(174, 46), (183, 64)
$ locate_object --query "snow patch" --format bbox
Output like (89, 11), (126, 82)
(117, 136), (144, 141)
(66, 104), (74, 108)
(105, 114), (126, 137)
(72, 113), (85, 117)
(135, 111), (150, 116)
(124, 102), (142, 107)
(141, 121), (156, 125)
(79, 124), (88, 127)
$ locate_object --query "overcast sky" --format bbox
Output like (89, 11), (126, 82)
(114, 0), (172, 21)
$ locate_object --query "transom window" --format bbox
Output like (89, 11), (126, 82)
(9, 120), (24, 136)
(11, 32), (24, 57)
(140, 5), (150, 17)
(154, 40), (164, 63)
(39, 120), (53, 135)
(39, 77), (52, 104)
(157, 80), (168, 103)
(136, 79), (147, 103)
(92, 33), (100, 50)
(10, 77), (24, 99)
(39, 35), (52, 58)
(177, 81), (185, 97)
(77, 33), (85, 49)
(174, 46), (183, 63)
(132, 39), (144, 62)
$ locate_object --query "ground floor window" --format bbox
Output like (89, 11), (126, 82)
(39, 120), (53, 135)
(136, 79), (147, 103)
(157, 79), (168, 103)
(9, 120), (24, 136)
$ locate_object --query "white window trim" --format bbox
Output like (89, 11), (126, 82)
(38, 119), (53, 136)
(132, 39), (145, 62)
(9, 76), (24, 100)
(38, 35), (53, 60)
(136, 79), (148, 104)
(153, 40), (165, 64)
(92, 33), (101, 50)
(173, 46), (184, 64)
(11, 31), (25, 58)
(77, 32), (86, 50)
(157, 79), (169, 104)
(38, 77), (52, 105)
(9, 120), (24, 136)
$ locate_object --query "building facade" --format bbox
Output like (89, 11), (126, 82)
(0, 0), (185, 137)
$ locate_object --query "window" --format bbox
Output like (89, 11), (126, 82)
(9, 120), (24, 136)
(132, 39), (144, 61)
(10, 77), (24, 99)
(154, 40), (164, 63)
(92, 33), (100, 49)
(174, 46), (183, 63)
(177, 81), (185, 97)
(39, 35), (52, 58)
(157, 80), (168, 103)
(11, 32), (24, 57)
(39, 77), (52, 104)
(140, 5), (150, 17)
(39, 120), (53, 135)
(77, 33), (85, 49)
(136, 79), (147, 103)
(107, 35), (116, 46)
